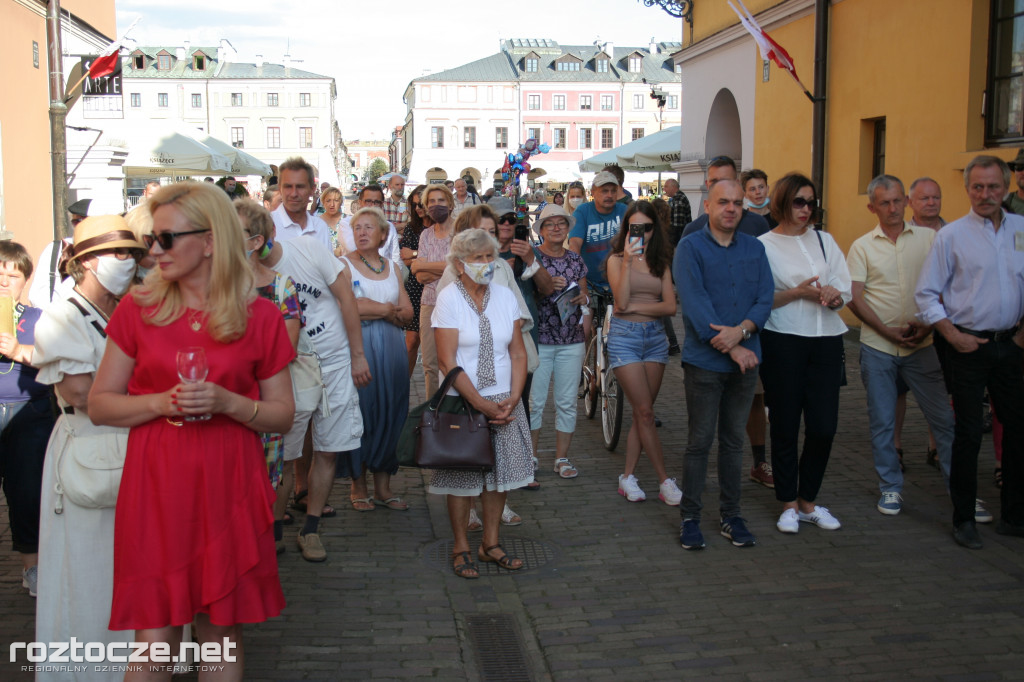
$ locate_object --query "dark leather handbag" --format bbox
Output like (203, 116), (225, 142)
(398, 367), (496, 470)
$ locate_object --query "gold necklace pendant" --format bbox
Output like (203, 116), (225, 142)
(188, 310), (203, 332)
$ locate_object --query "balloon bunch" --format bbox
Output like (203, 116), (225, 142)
(500, 138), (551, 199)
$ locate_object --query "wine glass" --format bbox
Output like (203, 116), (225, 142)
(176, 346), (211, 422)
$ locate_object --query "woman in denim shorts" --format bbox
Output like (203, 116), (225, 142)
(605, 201), (681, 505)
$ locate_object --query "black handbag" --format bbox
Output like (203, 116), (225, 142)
(396, 367), (495, 470)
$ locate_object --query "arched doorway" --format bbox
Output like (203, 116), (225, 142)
(459, 167), (481, 188)
(425, 167), (448, 184)
(705, 88), (742, 162)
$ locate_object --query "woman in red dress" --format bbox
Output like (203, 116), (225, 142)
(89, 182), (295, 681)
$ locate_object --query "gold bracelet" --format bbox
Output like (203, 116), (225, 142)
(247, 400), (259, 423)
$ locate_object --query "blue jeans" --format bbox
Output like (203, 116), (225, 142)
(530, 343), (586, 433)
(606, 317), (669, 369)
(680, 364), (758, 522)
(1, 394), (56, 553)
(860, 344), (955, 493)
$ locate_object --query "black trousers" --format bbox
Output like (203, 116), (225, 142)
(0, 393), (56, 553)
(759, 331), (844, 504)
(943, 337), (1024, 527)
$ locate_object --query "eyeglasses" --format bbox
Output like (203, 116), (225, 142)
(143, 229), (210, 250)
(628, 222), (655, 231)
(543, 219), (570, 229)
(792, 197), (818, 209)
(95, 247), (140, 261)
(362, 199), (384, 206)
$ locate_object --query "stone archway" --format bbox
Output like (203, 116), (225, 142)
(705, 88), (742, 161)
(425, 167), (448, 184)
(459, 167), (481, 187)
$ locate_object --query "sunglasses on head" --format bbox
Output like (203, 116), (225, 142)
(792, 197), (818, 209)
(143, 229), (210, 250)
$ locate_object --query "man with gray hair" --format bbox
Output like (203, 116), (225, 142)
(847, 174), (970, 519)
(916, 155), (1024, 548)
(451, 178), (479, 219)
(383, 174), (408, 229)
(272, 156), (332, 250)
(908, 177), (945, 230)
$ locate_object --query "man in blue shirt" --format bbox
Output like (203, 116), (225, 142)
(673, 179), (774, 550)
(681, 156), (770, 240)
(569, 171), (627, 293)
(915, 154), (1024, 549)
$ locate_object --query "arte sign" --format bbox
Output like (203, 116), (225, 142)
(80, 56), (122, 96)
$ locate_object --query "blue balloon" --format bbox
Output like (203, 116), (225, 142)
(538, 143), (551, 154)
(508, 153), (517, 164)
(515, 153), (524, 163)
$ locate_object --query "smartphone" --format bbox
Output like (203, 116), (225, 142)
(628, 223), (645, 255)
(515, 223), (530, 242)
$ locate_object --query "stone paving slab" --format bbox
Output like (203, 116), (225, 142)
(2, 321), (1023, 680)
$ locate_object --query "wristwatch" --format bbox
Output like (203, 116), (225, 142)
(741, 326), (752, 341)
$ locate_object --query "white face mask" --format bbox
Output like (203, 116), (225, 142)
(461, 260), (496, 285)
(91, 255), (137, 295)
(568, 197), (584, 210)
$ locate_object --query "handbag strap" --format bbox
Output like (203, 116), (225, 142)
(429, 366), (465, 411)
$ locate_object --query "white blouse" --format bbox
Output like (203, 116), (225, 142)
(759, 228), (851, 338)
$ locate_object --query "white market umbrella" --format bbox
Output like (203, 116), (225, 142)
(615, 126), (682, 171)
(199, 134), (272, 176)
(579, 148), (623, 172)
(119, 128), (232, 176)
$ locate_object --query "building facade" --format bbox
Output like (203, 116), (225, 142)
(400, 38), (682, 189)
(345, 140), (391, 181)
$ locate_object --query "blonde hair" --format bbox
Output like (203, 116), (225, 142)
(321, 186), (343, 204)
(350, 207), (389, 247)
(135, 182), (254, 342)
(454, 204), (499, 234)
(123, 204), (153, 244)
(234, 198), (274, 242)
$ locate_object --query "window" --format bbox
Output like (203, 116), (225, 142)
(431, 126), (444, 148)
(528, 127), (541, 141)
(267, 127), (281, 148)
(600, 129), (614, 149)
(597, 58), (609, 73)
(191, 93), (202, 108)
(464, 127), (476, 149)
(495, 127), (509, 148)
(556, 60), (581, 72)
(988, 3), (1024, 142)
(130, 93), (141, 108)
(231, 127), (244, 148)
(525, 57), (538, 72)
(633, 94), (644, 110)
(872, 118), (886, 178)
(299, 93), (311, 107)
(553, 128), (566, 149)
(157, 54), (170, 71)
(193, 55), (205, 71)
(600, 95), (613, 111)
(299, 127), (313, 148)
(528, 94), (540, 110)
(157, 93), (168, 108)
(267, 93), (279, 107)
(553, 95), (565, 111)
(629, 55), (642, 72)
(668, 95), (678, 109)
(133, 55), (144, 70)
(632, 128), (645, 141)
(580, 95), (592, 110)
(579, 129), (592, 149)
(231, 93), (243, 107)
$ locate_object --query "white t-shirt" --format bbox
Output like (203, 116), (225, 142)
(28, 240), (75, 309)
(271, 204), (332, 252)
(759, 229), (851, 337)
(337, 216), (402, 265)
(432, 283), (518, 397)
(271, 237), (350, 370)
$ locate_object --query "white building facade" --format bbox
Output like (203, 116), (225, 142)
(401, 38), (682, 191)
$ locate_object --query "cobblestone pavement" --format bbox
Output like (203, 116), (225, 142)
(2, 322), (1022, 681)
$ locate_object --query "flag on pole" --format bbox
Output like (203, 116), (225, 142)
(86, 17), (140, 79)
(728, 0), (798, 80)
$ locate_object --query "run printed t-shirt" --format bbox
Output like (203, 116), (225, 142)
(569, 201), (626, 291)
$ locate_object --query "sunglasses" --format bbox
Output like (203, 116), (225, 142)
(498, 215), (517, 225)
(792, 197), (818, 209)
(143, 229), (210, 250)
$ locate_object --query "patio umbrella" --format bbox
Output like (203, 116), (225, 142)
(615, 126), (681, 171)
(119, 128), (231, 176)
(198, 134), (272, 176)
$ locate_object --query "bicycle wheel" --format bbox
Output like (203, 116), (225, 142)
(601, 358), (624, 451)
(579, 338), (598, 419)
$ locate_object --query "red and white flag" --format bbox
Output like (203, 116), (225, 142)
(728, 0), (799, 82)
(87, 17), (140, 79)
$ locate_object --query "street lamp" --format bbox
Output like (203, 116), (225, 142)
(637, 0), (693, 24)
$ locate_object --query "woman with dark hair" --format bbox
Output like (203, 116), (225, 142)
(400, 184), (428, 375)
(552, 192), (565, 207)
(758, 173), (851, 535)
(88, 182), (296, 679)
(606, 200), (681, 505)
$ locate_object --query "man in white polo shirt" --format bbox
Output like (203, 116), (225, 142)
(271, 157), (331, 251)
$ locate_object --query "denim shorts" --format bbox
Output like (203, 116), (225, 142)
(606, 317), (669, 369)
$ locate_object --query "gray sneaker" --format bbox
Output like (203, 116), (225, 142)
(22, 566), (38, 598)
(297, 532), (327, 562)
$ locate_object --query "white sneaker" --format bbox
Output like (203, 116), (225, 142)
(659, 478), (682, 506)
(776, 508), (800, 533)
(22, 565), (37, 598)
(618, 474), (646, 502)
(975, 499), (994, 524)
(798, 505), (842, 530)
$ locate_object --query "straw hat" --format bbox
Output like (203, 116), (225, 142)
(536, 203), (575, 231)
(69, 215), (147, 261)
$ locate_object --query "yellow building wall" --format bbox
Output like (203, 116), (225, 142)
(690, 0), (787, 44)
(0, 1), (115, 282)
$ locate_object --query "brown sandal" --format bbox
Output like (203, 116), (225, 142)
(451, 551), (479, 579)
(478, 543), (523, 570)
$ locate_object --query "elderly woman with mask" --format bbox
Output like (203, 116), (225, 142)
(431, 229), (534, 579)
(33, 216), (147, 676)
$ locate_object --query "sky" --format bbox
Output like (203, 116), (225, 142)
(116, 0), (685, 140)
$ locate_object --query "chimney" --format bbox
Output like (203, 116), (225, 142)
(604, 41), (614, 59)
(217, 38), (235, 63)
(184, 40), (191, 55)
(255, 54), (264, 67)
(499, 38), (507, 53)
(649, 37), (658, 54)
(283, 53), (291, 68)
(175, 46), (185, 60)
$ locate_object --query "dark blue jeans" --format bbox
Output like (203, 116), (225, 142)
(0, 393), (56, 553)
(944, 337), (1024, 527)
(681, 364), (758, 522)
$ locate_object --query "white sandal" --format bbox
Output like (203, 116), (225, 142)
(501, 504), (523, 526)
(553, 457), (579, 479)
(467, 507), (482, 532)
